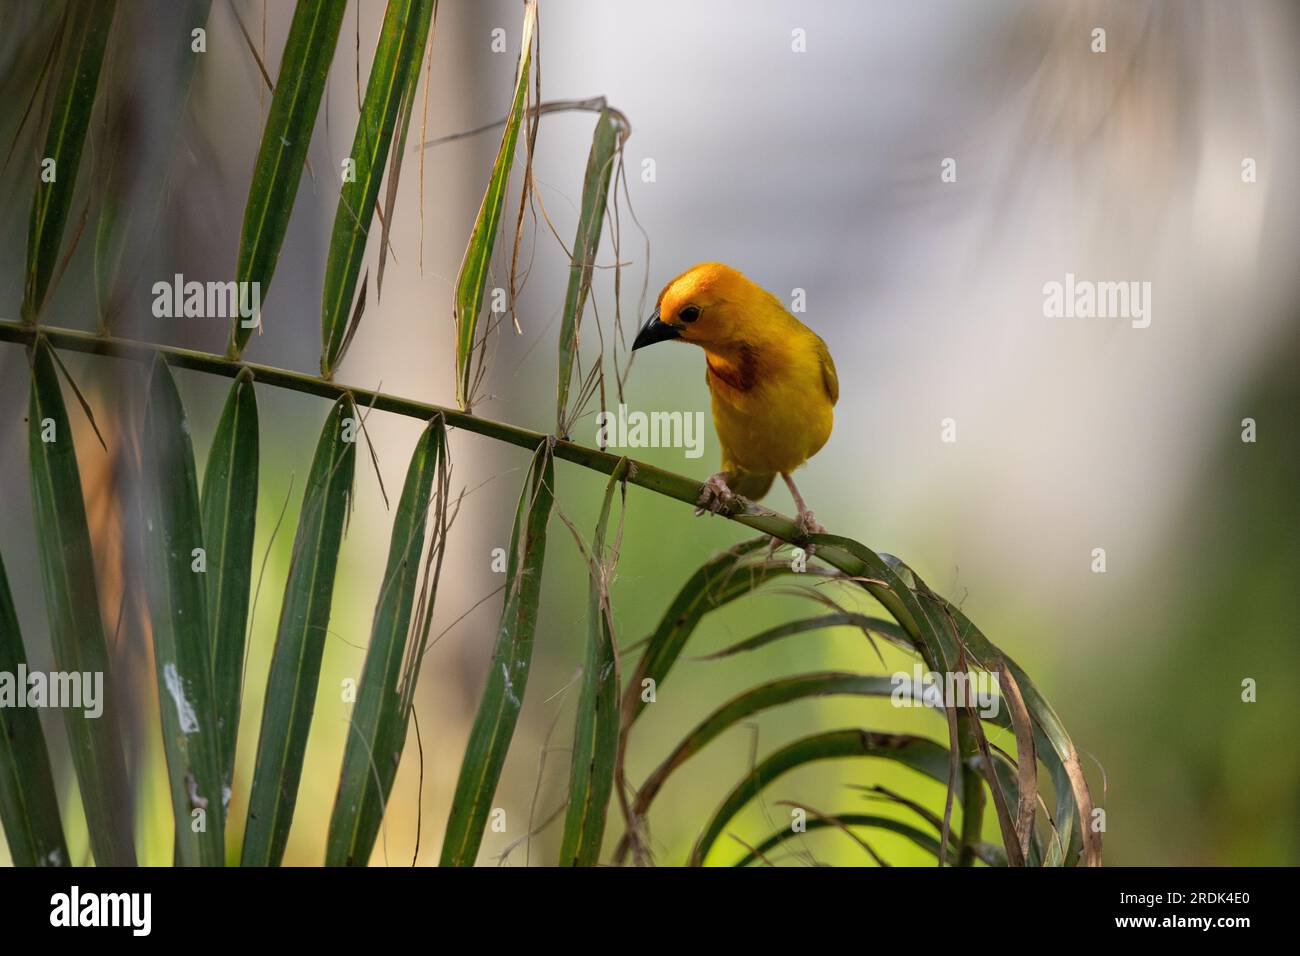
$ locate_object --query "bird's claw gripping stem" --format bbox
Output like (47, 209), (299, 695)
(794, 509), (826, 538)
(794, 512), (825, 556)
(695, 473), (736, 516)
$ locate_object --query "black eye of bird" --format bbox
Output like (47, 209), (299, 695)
(679, 305), (701, 323)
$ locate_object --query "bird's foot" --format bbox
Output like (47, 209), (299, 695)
(762, 510), (823, 560)
(695, 473), (736, 516)
(794, 508), (825, 538)
(780, 472), (824, 543)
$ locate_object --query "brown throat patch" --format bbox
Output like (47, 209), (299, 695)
(706, 345), (758, 392)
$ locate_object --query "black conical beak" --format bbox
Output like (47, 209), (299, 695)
(632, 308), (681, 351)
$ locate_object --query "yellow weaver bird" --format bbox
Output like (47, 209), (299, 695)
(632, 262), (837, 536)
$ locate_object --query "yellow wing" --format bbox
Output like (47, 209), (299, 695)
(814, 335), (838, 405)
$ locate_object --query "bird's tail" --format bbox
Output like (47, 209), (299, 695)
(730, 471), (775, 501)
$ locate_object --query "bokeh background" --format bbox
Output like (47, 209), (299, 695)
(1, 0), (1297, 865)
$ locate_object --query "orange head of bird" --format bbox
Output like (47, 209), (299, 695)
(632, 262), (771, 354)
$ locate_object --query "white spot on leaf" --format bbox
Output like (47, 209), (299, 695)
(501, 662), (520, 707)
(164, 662), (199, 733)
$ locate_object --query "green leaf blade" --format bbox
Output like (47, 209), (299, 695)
(556, 108), (621, 434)
(320, 0), (435, 376)
(373, 0), (436, 297)
(241, 395), (356, 866)
(452, 0), (535, 409)
(26, 339), (135, 866)
(633, 673), (906, 829)
(22, 0), (117, 323)
(700, 612), (909, 660)
(622, 539), (796, 727)
(139, 356), (226, 866)
(733, 814), (949, 868)
(936, 597), (1098, 866)
(559, 460), (626, 865)
(801, 534), (1098, 866)
(231, 0), (348, 358)
(690, 729), (951, 866)
(200, 370), (260, 791)
(326, 415), (446, 866)
(440, 438), (555, 866)
(0, 548), (70, 867)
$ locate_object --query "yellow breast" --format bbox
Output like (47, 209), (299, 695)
(706, 341), (834, 475)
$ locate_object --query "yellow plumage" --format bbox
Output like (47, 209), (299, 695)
(632, 262), (837, 532)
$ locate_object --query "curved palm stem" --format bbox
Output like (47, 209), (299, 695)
(0, 319), (798, 538)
